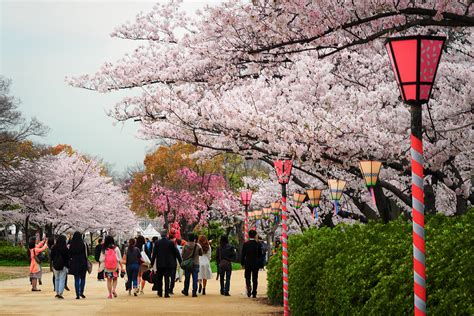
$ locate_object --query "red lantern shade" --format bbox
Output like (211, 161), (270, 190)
(274, 160), (293, 184)
(385, 35), (446, 105)
(240, 190), (252, 207)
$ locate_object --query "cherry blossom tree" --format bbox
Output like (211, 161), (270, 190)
(2, 153), (136, 239)
(144, 167), (239, 232)
(69, 0), (473, 221)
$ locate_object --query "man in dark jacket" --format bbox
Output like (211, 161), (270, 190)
(94, 238), (104, 281)
(150, 230), (182, 297)
(241, 229), (263, 298)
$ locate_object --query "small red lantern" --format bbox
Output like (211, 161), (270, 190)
(240, 190), (252, 207)
(385, 35), (446, 104)
(274, 160), (293, 184)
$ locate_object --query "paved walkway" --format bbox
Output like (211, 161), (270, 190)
(0, 265), (282, 315)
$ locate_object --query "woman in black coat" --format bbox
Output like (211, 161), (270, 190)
(69, 231), (88, 299)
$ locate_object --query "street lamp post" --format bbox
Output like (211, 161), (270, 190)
(328, 179), (346, 215)
(385, 35), (446, 316)
(306, 188), (322, 220)
(273, 160), (293, 316)
(359, 161), (382, 210)
(240, 190), (253, 242)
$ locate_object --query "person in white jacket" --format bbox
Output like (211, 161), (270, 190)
(197, 235), (213, 295)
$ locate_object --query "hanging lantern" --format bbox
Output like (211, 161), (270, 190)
(274, 160), (293, 184)
(328, 179), (346, 215)
(271, 201), (281, 222)
(292, 192), (306, 209)
(306, 188), (322, 220)
(385, 36), (446, 105)
(240, 190), (253, 206)
(359, 161), (382, 187)
(263, 207), (272, 219)
(359, 160), (382, 209)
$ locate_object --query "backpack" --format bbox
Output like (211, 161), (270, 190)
(53, 250), (65, 270)
(105, 247), (117, 270)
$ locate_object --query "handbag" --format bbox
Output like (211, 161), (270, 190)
(141, 245), (151, 265)
(85, 244), (93, 274)
(180, 244), (197, 271)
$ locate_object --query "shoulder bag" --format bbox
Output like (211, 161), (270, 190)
(180, 244), (197, 271)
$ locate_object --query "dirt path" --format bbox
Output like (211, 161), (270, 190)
(0, 264), (282, 315)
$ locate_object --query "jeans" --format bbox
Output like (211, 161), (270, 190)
(126, 263), (140, 289)
(244, 267), (259, 296)
(74, 274), (86, 297)
(219, 269), (232, 294)
(183, 264), (199, 294)
(53, 268), (68, 295)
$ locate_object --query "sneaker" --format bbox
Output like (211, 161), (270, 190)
(80, 294), (86, 299)
(112, 292), (117, 298)
(55, 294), (60, 298)
(192, 293), (198, 297)
(76, 296), (80, 300)
(58, 295), (64, 299)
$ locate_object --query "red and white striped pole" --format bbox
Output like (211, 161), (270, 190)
(273, 160), (292, 316)
(411, 105), (426, 316)
(281, 183), (289, 316)
(244, 205), (249, 242)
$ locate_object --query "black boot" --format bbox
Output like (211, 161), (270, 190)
(198, 283), (202, 294)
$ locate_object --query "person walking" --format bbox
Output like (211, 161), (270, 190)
(175, 239), (183, 283)
(241, 229), (262, 298)
(28, 236), (48, 292)
(95, 238), (105, 281)
(150, 231), (181, 297)
(181, 233), (202, 297)
(216, 235), (236, 296)
(135, 235), (149, 294)
(99, 235), (124, 299)
(123, 238), (141, 296)
(197, 235), (212, 295)
(69, 232), (88, 299)
(50, 235), (70, 299)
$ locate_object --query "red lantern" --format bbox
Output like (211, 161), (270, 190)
(240, 190), (252, 206)
(274, 160), (293, 184)
(385, 35), (446, 104)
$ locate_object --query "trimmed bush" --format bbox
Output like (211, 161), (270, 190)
(0, 243), (29, 262)
(267, 210), (474, 315)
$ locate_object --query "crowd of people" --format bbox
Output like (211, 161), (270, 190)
(27, 228), (269, 301)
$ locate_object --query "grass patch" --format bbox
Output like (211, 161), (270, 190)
(0, 259), (49, 267)
(210, 261), (241, 273)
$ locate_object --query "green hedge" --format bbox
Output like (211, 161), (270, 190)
(267, 210), (474, 315)
(0, 243), (29, 262)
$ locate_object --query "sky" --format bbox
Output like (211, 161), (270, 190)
(1, 0), (221, 174)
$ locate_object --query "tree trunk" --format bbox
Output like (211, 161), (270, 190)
(14, 224), (19, 245)
(455, 194), (468, 215)
(24, 215), (30, 243)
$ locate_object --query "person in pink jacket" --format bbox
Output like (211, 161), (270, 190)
(29, 237), (48, 291)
